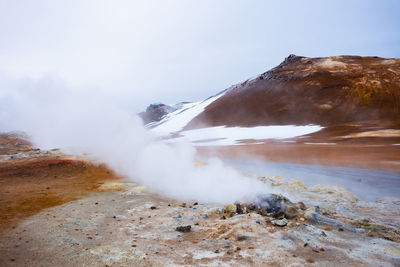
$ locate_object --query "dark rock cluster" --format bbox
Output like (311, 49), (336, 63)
(223, 194), (306, 222)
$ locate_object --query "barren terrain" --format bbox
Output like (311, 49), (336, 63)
(0, 133), (399, 266)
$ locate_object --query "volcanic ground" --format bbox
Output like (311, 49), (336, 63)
(0, 133), (399, 266)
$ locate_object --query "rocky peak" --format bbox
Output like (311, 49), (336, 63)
(139, 103), (177, 124)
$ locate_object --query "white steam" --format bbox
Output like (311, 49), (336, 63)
(0, 75), (270, 204)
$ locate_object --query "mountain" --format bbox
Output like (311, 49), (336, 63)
(143, 55), (400, 146)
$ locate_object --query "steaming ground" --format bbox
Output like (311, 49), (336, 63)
(0, 75), (271, 204)
(0, 140), (399, 266)
(1, 78), (400, 265)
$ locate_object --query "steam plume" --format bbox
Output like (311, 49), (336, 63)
(0, 75), (269, 204)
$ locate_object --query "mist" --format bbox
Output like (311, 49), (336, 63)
(0, 74), (271, 204)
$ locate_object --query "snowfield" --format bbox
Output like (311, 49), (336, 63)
(166, 125), (323, 146)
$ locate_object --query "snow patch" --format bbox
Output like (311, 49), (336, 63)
(318, 58), (347, 68)
(167, 125), (322, 146)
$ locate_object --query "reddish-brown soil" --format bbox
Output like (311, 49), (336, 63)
(186, 55), (400, 131)
(0, 134), (121, 234)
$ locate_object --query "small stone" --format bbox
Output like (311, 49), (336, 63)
(307, 259), (314, 263)
(224, 204), (237, 218)
(338, 228), (344, 232)
(257, 209), (268, 216)
(150, 206), (157, 210)
(237, 235), (250, 241)
(214, 249), (220, 253)
(296, 201), (306, 210)
(131, 244), (136, 247)
(304, 243), (308, 247)
(284, 205), (298, 219)
(273, 218), (288, 227)
(176, 225), (191, 232)
(321, 231), (327, 237)
(304, 207), (318, 220)
(320, 248), (325, 252)
(179, 203), (186, 208)
(235, 203), (244, 214)
(193, 202), (198, 206)
(312, 248), (319, 253)
(247, 203), (256, 211)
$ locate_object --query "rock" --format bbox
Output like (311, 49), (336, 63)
(296, 202), (306, 210)
(224, 204), (237, 218)
(175, 225), (191, 232)
(253, 194), (292, 217)
(138, 103), (177, 124)
(247, 203), (256, 211)
(235, 203), (246, 214)
(284, 205), (298, 219)
(283, 54), (305, 64)
(305, 207), (364, 233)
(257, 209), (268, 216)
(304, 206), (319, 219)
(237, 235), (250, 241)
(273, 218), (288, 227)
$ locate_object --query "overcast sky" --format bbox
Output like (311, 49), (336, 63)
(0, 0), (399, 111)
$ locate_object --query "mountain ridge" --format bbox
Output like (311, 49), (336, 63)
(141, 55), (400, 142)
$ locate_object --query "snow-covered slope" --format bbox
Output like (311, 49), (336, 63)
(148, 88), (323, 146)
(150, 91), (226, 135)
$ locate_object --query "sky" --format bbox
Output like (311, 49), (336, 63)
(0, 0), (399, 111)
